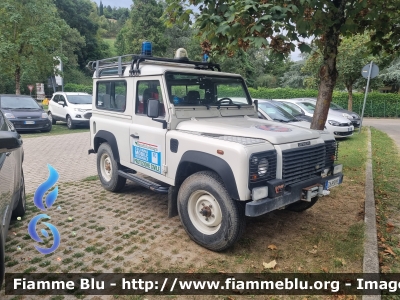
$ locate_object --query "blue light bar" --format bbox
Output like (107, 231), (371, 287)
(142, 41), (152, 56)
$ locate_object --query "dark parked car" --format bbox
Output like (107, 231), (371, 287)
(0, 94), (52, 132)
(0, 110), (26, 286)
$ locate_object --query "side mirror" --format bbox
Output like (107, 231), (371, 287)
(253, 99), (259, 111)
(147, 99), (160, 119)
(39, 104), (43, 108)
(59, 101), (65, 106)
(0, 131), (22, 154)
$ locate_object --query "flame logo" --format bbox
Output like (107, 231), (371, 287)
(33, 164), (59, 211)
(28, 164), (60, 254)
(28, 214), (60, 254)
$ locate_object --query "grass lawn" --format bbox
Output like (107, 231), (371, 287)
(371, 127), (400, 273)
(19, 122), (89, 138)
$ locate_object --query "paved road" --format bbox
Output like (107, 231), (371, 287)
(362, 118), (400, 149)
(22, 132), (97, 193)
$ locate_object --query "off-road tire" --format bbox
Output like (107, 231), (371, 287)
(177, 171), (245, 252)
(66, 115), (75, 129)
(12, 169), (26, 218)
(285, 196), (319, 212)
(48, 111), (57, 125)
(97, 143), (126, 192)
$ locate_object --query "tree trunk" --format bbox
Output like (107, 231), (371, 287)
(15, 65), (21, 95)
(346, 84), (353, 111)
(310, 31), (340, 130)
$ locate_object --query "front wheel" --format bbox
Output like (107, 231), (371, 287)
(177, 171), (245, 252)
(66, 115), (75, 129)
(48, 111), (56, 125)
(97, 143), (126, 192)
(285, 196), (319, 212)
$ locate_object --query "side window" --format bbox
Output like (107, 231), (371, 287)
(52, 95), (59, 103)
(0, 110), (6, 131)
(59, 95), (66, 104)
(136, 80), (165, 117)
(96, 81), (127, 112)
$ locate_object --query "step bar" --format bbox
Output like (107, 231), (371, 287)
(117, 170), (169, 194)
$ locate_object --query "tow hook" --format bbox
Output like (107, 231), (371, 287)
(301, 184), (323, 202)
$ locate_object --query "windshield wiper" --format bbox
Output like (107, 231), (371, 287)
(273, 118), (290, 123)
(13, 107), (38, 109)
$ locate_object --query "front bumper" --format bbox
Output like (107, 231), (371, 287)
(245, 173), (343, 217)
(10, 119), (52, 131)
(352, 120), (361, 128)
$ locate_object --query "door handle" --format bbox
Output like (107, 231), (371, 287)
(130, 134), (139, 139)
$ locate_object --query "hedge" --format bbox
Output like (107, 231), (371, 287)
(248, 87), (400, 118)
(64, 84), (400, 118)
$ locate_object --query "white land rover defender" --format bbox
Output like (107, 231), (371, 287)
(87, 45), (343, 251)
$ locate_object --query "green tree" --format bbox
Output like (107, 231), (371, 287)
(115, 0), (169, 56)
(0, 0), (71, 94)
(99, 0), (103, 16)
(164, 0), (400, 130)
(280, 61), (308, 89)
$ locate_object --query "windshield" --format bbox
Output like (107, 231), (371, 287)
(165, 72), (251, 107)
(0, 96), (40, 109)
(329, 102), (343, 110)
(272, 101), (303, 117)
(258, 102), (298, 122)
(66, 95), (92, 104)
(297, 102), (316, 113)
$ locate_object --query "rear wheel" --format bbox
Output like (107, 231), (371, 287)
(48, 111), (56, 125)
(66, 115), (75, 129)
(97, 143), (126, 192)
(285, 196), (319, 212)
(12, 169), (26, 218)
(177, 171), (245, 252)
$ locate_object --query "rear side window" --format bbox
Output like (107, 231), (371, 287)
(96, 81), (127, 112)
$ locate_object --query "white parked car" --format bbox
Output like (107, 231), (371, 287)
(275, 99), (354, 138)
(48, 92), (92, 129)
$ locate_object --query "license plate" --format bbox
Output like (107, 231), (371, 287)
(24, 121), (35, 124)
(324, 177), (341, 190)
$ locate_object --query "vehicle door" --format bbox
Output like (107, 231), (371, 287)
(0, 110), (16, 235)
(51, 95), (62, 119)
(57, 95), (68, 120)
(129, 78), (169, 182)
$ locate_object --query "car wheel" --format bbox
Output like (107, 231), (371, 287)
(66, 115), (75, 129)
(12, 169), (26, 218)
(177, 171), (245, 252)
(41, 123), (52, 133)
(285, 196), (319, 212)
(48, 111), (56, 125)
(97, 143), (126, 192)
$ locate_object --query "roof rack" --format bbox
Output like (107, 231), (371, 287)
(86, 54), (221, 77)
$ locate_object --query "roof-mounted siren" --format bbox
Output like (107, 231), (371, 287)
(141, 41), (152, 56)
(174, 48), (189, 61)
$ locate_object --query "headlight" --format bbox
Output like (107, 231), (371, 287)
(352, 113), (359, 119)
(41, 113), (49, 119)
(74, 108), (86, 112)
(4, 112), (15, 119)
(328, 120), (340, 126)
(342, 113), (352, 120)
(258, 158), (269, 176)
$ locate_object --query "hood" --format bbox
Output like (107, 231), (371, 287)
(2, 108), (43, 119)
(70, 103), (92, 110)
(176, 117), (321, 144)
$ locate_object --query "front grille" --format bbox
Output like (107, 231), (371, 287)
(334, 131), (353, 136)
(282, 143), (325, 186)
(249, 150), (277, 189)
(338, 122), (352, 127)
(325, 140), (338, 167)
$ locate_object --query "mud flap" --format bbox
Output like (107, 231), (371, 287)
(168, 186), (179, 218)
